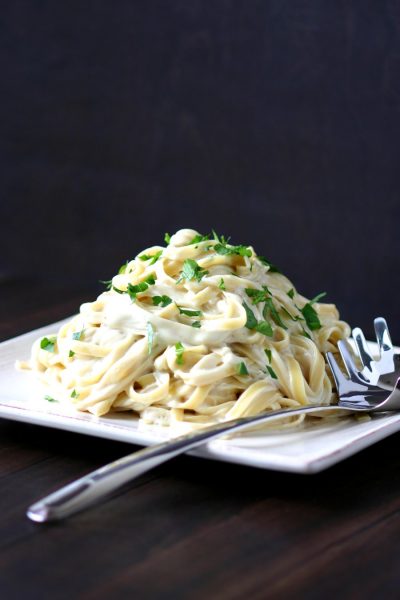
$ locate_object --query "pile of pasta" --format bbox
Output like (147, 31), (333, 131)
(19, 229), (350, 430)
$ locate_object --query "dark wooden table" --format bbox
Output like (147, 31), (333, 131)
(1, 282), (400, 599)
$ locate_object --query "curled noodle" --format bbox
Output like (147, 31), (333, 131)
(18, 228), (350, 431)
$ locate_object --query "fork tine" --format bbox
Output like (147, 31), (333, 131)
(337, 340), (363, 382)
(352, 327), (378, 379)
(374, 317), (395, 373)
(326, 351), (348, 393)
(374, 317), (393, 352)
(352, 327), (374, 371)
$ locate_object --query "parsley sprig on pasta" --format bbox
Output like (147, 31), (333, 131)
(18, 228), (350, 431)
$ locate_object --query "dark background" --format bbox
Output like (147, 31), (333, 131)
(1, 1), (399, 341)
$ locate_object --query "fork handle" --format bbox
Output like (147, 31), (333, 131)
(27, 405), (345, 522)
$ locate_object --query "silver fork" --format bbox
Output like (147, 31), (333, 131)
(351, 317), (400, 390)
(27, 368), (400, 523)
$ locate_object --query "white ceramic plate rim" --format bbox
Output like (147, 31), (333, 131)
(1, 318), (400, 474)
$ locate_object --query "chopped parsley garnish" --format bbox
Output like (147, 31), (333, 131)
(237, 361), (249, 376)
(266, 365), (278, 379)
(72, 329), (84, 341)
(100, 279), (113, 290)
(152, 295), (173, 307)
(214, 243), (252, 257)
(242, 302), (273, 337)
(188, 233), (210, 245)
(69, 329), (84, 358)
(175, 342), (184, 365)
(264, 348), (277, 378)
(71, 389), (79, 399)
(255, 321), (273, 337)
(191, 321), (201, 328)
(245, 287), (287, 330)
(212, 230), (229, 244)
(139, 250), (162, 265)
(146, 322), (155, 355)
(218, 278), (226, 291)
(40, 337), (56, 353)
(281, 307), (303, 322)
(300, 303), (321, 331)
(125, 274), (156, 300)
(245, 287), (268, 304)
(177, 259), (209, 283)
(309, 292), (327, 304)
(118, 261), (129, 274)
(177, 306), (203, 317)
(257, 256), (281, 273)
(127, 282), (149, 300)
(44, 395), (58, 403)
(164, 232), (171, 244)
(287, 288), (295, 299)
(300, 326), (312, 339)
(242, 302), (258, 329)
(263, 298), (287, 330)
(299, 293), (326, 331)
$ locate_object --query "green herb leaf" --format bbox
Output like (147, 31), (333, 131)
(175, 342), (184, 365)
(258, 256), (281, 273)
(300, 303), (322, 331)
(40, 337), (56, 353)
(44, 395), (58, 403)
(237, 361), (249, 376)
(242, 302), (258, 329)
(127, 274), (156, 300)
(164, 232), (171, 244)
(127, 282), (148, 299)
(266, 365), (278, 379)
(147, 322), (155, 355)
(152, 295), (173, 307)
(139, 250), (162, 265)
(263, 298), (287, 329)
(118, 261), (129, 274)
(265, 348), (272, 363)
(191, 321), (201, 328)
(177, 259), (209, 283)
(214, 243), (252, 257)
(188, 233), (210, 245)
(300, 325), (312, 339)
(100, 279), (113, 290)
(71, 389), (79, 399)
(72, 329), (84, 341)
(218, 278), (226, 291)
(70, 329), (84, 358)
(287, 288), (295, 299)
(212, 230), (229, 244)
(281, 306), (303, 322)
(245, 288), (267, 304)
(255, 321), (273, 337)
(245, 285), (272, 304)
(309, 292), (327, 305)
(177, 306), (203, 317)
(243, 298), (275, 337)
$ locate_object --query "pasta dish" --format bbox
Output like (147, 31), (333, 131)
(18, 229), (350, 430)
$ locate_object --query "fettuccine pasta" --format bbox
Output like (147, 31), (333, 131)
(18, 229), (350, 430)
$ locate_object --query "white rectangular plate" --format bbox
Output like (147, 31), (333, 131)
(1, 319), (400, 473)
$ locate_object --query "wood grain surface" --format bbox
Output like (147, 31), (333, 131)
(1, 283), (400, 599)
